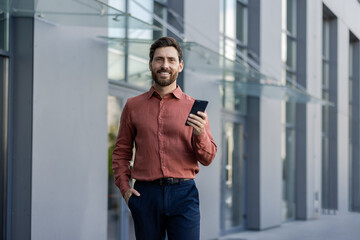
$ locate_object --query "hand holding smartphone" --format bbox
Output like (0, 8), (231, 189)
(185, 100), (208, 126)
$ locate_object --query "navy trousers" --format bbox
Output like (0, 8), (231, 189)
(128, 179), (200, 240)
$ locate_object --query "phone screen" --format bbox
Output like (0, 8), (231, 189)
(185, 100), (208, 126)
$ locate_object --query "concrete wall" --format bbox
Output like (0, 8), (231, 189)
(306, 0), (323, 219)
(184, 0), (219, 51)
(32, 20), (108, 240)
(323, 0), (360, 213)
(258, 0), (283, 229)
(184, 1), (222, 239)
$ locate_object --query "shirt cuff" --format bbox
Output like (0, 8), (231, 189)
(193, 131), (208, 146)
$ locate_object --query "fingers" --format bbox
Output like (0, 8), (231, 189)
(132, 189), (140, 197)
(124, 188), (140, 205)
(187, 111), (207, 135)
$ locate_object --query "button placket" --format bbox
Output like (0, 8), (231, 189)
(158, 100), (166, 174)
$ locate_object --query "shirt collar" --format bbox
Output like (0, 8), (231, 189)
(146, 85), (184, 100)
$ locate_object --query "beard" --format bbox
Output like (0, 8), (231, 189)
(151, 67), (179, 87)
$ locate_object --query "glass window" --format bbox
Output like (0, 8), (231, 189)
(107, 0), (168, 89)
(286, 0), (296, 36)
(281, 0), (297, 221)
(321, 18), (330, 211)
(286, 37), (297, 71)
(321, 10), (338, 212)
(220, 0), (249, 113)
(0, 0), (10, 51)
(348, 37), (360, 212)
(221, 121), (245, 232)
(236, 1), (248, 45)
(349, 42), (353, 210)
(282, 127), (296, 219)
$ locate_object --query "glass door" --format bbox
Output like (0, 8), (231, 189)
(107, 84), (144, 240)
(221, 114), (246, 234)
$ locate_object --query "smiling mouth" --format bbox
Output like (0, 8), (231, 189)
(159, 72), (170, 77)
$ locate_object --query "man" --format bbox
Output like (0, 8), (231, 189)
(112, 37), (217, 240)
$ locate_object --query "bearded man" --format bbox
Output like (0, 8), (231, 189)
(112, 37), (217, 240)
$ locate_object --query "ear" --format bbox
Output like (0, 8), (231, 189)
(178, 60), (184, 73)
(149, 60), (152, 71)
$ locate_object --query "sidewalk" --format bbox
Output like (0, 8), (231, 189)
(218, 212), (360, 240)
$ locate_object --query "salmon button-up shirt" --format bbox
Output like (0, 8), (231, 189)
(112, 86), (217, 196)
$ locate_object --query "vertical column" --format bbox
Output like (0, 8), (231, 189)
(328, 17), (338, 211)
(351, 41), (360, 212)
(10, 14), (35, 240)
(295, 0), (307, 220)
(246, 0), (261, 230)
(336, 20), (349, 212)
(259, 0), (282, 229)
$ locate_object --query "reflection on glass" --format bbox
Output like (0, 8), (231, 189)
(322, 22), (330, 59)
(321, 136), (329, 209)
(236, 1), (248, 45)
(128, 52), (152, 89)
(220, 0), (249, 113)
(282, 0), (297, 221)
(225, 0), (236, 40)
(107, 96), (135, 240)
(282, 127), (295, 220)
(0, 0), (9, 51)
(286, 37), (296, 71)
(153, 0), (166, 40)
(286, 102), (295, 124)
(286, 0), (296, 36)
(223, 122), (244, 230)
(322, 62), (329, 88)
(108, 48), (125, 81)
(321, 19), (331, 211)
(107, 0), (164, 89)
(221, 74), (246, 113)
(348, 40), (356, 211)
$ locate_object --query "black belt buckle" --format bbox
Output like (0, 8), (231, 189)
(159, 178), (179, 185)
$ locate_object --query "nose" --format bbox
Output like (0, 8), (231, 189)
(161, 59), (169, 68)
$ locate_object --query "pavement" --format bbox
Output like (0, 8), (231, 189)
(217, 212), (360, 240)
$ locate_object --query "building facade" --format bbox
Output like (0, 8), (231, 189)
(1, 0), (360, 239)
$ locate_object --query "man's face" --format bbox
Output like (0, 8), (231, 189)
(149, 46), (184, 87)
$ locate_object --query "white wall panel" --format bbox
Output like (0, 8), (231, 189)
(259, 0), (283, 229)
(32, 21), (108, 240)
(306, 0), (323, 220)
(337, 20), (350, 213)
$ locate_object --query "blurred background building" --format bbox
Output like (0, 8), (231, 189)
(1, 0), (360, 239)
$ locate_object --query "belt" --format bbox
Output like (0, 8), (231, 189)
(148, 178), (191, 186)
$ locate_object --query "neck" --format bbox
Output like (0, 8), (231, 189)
(153, 81), (177, 98)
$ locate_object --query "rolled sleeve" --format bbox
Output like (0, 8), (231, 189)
(192, 118), (217, 166)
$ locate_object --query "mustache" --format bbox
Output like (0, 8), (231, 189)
(157, 68), (172, 73)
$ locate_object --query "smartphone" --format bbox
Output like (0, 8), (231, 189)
(185, 100), (208, 126)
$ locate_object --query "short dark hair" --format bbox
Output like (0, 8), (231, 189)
(149, 37), (183, 62)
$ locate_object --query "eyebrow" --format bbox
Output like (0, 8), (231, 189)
(154, 56), (177, 61)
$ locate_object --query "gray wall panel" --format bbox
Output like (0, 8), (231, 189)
(10, 16), (34, 240)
